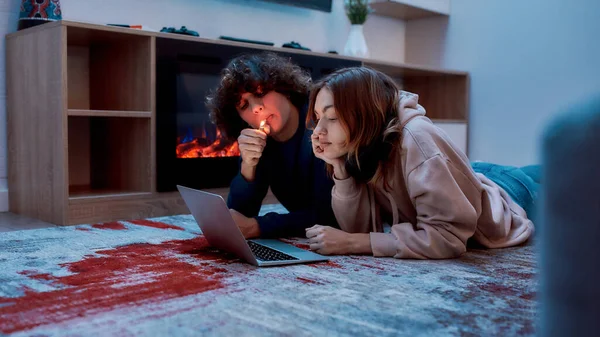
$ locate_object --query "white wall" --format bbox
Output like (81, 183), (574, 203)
(59, 0), (405, 60)
(0, 0), (405, 212)
(406, 0), (600, 166)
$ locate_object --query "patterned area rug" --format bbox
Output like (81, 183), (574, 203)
(0, 205), (538, 336)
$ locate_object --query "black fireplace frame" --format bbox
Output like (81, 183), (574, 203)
(156, 37), (360, 192)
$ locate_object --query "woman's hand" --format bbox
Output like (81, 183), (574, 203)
(305, 225), (372, 255)
(310, 133), (349, 180)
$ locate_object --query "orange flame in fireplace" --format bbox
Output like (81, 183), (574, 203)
(176, 128), (240, 158)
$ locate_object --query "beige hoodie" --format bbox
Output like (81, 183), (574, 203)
(332, 91), (534, 259)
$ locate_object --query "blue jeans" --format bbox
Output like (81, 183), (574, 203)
(471, 162), (541, 221)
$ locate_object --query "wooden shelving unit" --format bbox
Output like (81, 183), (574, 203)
(369, 0), (450, 20)
(68, 110), (152, 118)
(6, 20), (468, 226)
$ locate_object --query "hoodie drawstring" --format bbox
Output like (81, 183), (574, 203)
(384, 190), (399, 227)
(369, 186), (400, 232)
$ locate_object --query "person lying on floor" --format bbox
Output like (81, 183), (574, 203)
(306, 66), (540, 259)
(205, 51), (338, 239)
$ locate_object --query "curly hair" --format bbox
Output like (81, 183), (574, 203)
(206, 52), (312, 141)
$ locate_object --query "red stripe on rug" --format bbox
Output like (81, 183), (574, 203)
(0, 236), (240, 334)
(128, 219), (184, 231)
(92, 222), (127, 230)
(308, 261), (343, 269)
(296, 277), (321, 285)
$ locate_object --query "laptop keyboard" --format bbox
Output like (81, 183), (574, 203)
(247, 241), (299, 262)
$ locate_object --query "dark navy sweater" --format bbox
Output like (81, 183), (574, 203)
(226, 108), (338, 238)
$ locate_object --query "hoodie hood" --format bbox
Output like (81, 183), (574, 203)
(398, 91), (427, 128)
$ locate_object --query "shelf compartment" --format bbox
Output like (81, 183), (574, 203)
(68, 116), (152, 198)
(68, 109), (152, 118)
(402, 75), (469, 121)
(67, 26), (152, 111)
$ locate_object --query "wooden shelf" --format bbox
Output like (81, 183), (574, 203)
(57, 20), (461, 76)
(402, 75), (469, 121)
(67, 191), (188, 225)
(67, 25), (152, 111)
(369, 0), (450, 20)
(68, 109), (152, 118)
(6, 19), (468, 226)
(68, 116), (152, 198)
(69, 190), (153, 203)
(363, 59), (466, 77)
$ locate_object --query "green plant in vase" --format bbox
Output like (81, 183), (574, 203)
(343, 0), (373, 58)
(345, 0), (371, 25)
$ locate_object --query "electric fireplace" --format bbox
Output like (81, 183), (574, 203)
(156, 37), (360, 192)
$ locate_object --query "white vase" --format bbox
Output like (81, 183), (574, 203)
(343, 24), (369, 58)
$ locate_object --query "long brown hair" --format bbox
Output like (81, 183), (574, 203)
(307, 67), (402, 186)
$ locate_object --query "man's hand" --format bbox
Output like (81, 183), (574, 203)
(238, 128), (268, 182)
(229, 209), (260, 239)
(310, 133), (349, 180)
(306, 225), (371, 255)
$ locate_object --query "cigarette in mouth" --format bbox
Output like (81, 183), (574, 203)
(259, 120), (266, 132)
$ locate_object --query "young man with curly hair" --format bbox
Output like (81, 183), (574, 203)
(206, 52), (338, 239)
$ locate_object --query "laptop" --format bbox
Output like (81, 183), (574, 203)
(177, 185), (329, 267)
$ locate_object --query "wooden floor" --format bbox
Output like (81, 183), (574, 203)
(0, 212), (56, 232)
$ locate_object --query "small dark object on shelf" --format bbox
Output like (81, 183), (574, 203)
(328, 50), (338, 54)
(282, 41), (311, 51)
(107, 24), (143, 29)
(219, 36), (274, 46)
(160, 26), (199, 37)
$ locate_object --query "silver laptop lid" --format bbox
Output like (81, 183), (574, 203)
(176, 185), (257, 265)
